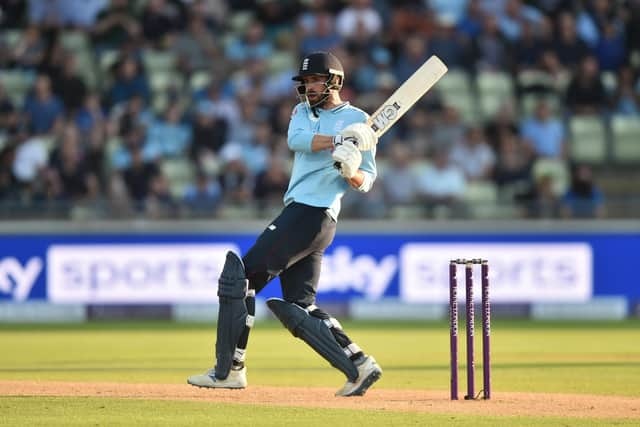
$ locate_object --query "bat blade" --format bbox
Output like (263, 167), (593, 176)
(367, 55), (448, 137)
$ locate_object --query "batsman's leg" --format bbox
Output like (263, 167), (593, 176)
(187, 251), (249, 389)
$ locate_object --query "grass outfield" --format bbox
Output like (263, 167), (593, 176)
(1, 320), (639, 425)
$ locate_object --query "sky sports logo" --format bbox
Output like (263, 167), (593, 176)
(47, 244), (238, 303)
(399, 243), (593, 303)
(0, 257), (43, 301)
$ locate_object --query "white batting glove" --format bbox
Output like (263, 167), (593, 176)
(340, 123), (378, 151)
(332, 139), (362, 179)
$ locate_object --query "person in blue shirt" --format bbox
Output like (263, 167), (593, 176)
(188, 51), (382, 397)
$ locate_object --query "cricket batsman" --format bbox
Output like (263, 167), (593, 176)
(188, 51), (382, 396)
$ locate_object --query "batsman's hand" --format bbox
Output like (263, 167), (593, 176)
(332, 139), (362, 179)
(340, 123), (377, 151)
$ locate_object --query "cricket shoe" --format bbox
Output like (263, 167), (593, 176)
(187, 367), (247, 389)
(335, 355), (382, 397)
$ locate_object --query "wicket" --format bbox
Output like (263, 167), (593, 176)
(449, 259), (491, 400)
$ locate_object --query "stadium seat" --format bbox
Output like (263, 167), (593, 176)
(267, 51), (295, 74)
(477, 71), (515, 120)
(97, 50), (121, 90)
(611, 115), (640, 163)
(568, 116), (608, 164)
(437, 70), (477, 123)
(0, 70), (35, 107)
(517, 70), (555, 91)
(532, 158), (569, 196)
(462, 180), (499, 219)
(160, 157), (195, 198)
(60, 31), (90, 52)
(520, 93), (561, 117)
(142, 50), (177, 73)
(149, 71), (183, 93)
(189, 71), (211, 92)
(600, 71), (617, 95)
(1, 29), (22, 49)
(230, 11), (255, 35)
(74, 51), (98, 89)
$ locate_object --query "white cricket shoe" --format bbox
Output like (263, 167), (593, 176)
(335, 356), (382, 397)
(187, 367), (247, 389)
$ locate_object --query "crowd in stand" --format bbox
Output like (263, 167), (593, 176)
(0, 0), (637, 220)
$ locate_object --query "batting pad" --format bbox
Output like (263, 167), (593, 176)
(215, 251), (249, 379)
(266, 298), (358, 381)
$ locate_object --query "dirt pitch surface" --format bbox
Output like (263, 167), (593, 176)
(1, 380), (639, 419)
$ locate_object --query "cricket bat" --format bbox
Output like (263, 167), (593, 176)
(335, 55), (448, 168)
(366, 55), (448, 137)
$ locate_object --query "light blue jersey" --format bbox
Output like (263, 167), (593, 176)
(285, 102), (377, 220)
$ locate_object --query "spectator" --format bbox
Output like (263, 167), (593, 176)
(565, 56), (608, 114)
(485, 102), (519, 150)
(450, 126), (496, 181)
(145, 172), (178, 218)
(416, 148), (467, 215)
(381, 142), (420, 205)
(74, 92), (105, 134)
(225, 21), (273, 63)
(612, 67), (639, 115)
(428, 16), (472, 70)
(497, 0), (543, 42)
(218, 144), (252, 204)
(431, 106), (465, 152)
(141, 0), (180, 46)
(65, 0), (108, 29)
(335, 0), (382, 41)
(111, 124), (147, 170)
(190, 104), (228, 165)
(183, 171), (222, 217)
(595, 21), (627, 72)
(169, 9), (219, 75)
(11, 26), (46, 69)
(299, 11), (341, 55)
(428, 0), (469, 27)
(554, 13), (590, 71)
(521, 100), (566, 159)
(195, 82), (241, 128)
(457, 0), (484, 39)
(394, 35), (430, 83)
(561, 163), (605, 218)
(473, 14), (509, 71)
(48, 123), (97, 201)
(0, 0), (27, 29)
(516, 173), (560, 218)
(51, 54), (88, 114)
(12, 133), (49, 185)
(512, 19), (545, 71)
(143, 104), (191, 159)
(242, 121), (272, 175)
(121, 146), (159, 207)
(107, 56), (151, 109)
(493, 132), (534, 188)
(91, 0), (140, 51)
(575, 0), (615, 48)
(23, 75), (64, 135)
(0, 83), (19, 137)
(253, 154), (290, 212)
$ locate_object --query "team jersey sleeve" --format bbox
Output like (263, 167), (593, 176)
(287, 104), (314, 153)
